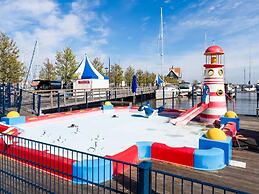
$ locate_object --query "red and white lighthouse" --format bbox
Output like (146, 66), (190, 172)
(200, 45), (227, 122)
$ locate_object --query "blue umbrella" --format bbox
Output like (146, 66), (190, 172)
(131, 75), (138, 93)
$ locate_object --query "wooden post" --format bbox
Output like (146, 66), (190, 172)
(64, 90), (67, 106)
(85, 91), (88, 108)
(57, 93), (60, 112)
(162, 86), (165, 106)
(172, 91), (174, 109)
(75, 89), (77, 104)
(50, 91), (53, 108)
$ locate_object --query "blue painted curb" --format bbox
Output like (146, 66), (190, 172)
(72, 158), (112, 184)
(194, 148), (226, 171)
(199, 135), (232, 165)
(1, 116), (26, 125)
(136, 141), (153, 160)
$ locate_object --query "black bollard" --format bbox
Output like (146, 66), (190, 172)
(32, 93), (35, 111)
(37, 95), (41, 116)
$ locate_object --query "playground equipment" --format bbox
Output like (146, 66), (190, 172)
(206, 128), (227, 141)
(224, 111), (238, 118)
(6, 111), (20, 118)
(171, 45), (228, 125)
(170, 85), (209, 125)
(138, 103), (164, 117)
(200, 45), (227, 122)
(1, 111), (25, 125)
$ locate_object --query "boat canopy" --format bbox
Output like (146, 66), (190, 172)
(75, 55), (109, 80)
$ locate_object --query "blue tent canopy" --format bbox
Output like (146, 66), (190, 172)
(76, 55), (109, 80)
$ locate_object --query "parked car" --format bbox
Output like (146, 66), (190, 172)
(179, 82), (192, 96)
(31, 80), (62, 90)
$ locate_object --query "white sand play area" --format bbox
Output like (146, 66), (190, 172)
(16, 109), (204, 156)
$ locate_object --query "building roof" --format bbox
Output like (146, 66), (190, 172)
(75, 55), (108, 80)
(168, 66), (182, 78)
(204, 45), (224, 55)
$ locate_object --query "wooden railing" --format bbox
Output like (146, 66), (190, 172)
(20, 86), (156, 114)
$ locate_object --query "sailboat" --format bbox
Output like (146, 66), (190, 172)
(243, 53), (256, 92)
(155, 8), (179, 99)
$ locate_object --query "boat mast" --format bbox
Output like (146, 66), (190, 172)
(244, 66), (246, 85)
(159, 7), (164, 75)
(23, 40), (37, 88)
(248, 48), (251, 85)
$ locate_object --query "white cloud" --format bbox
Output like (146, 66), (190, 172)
(0, 0), (109, 80)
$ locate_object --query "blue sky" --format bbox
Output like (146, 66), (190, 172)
(0, 0), (259, 83)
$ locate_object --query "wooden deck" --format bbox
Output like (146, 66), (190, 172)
(152, 115), (259, 194)
(1, 115), (258, 193)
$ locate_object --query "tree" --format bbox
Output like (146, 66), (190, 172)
(146, 72), (156, 86)
(136, 69), (144, 86)
(110, 64), (123, 86)
(92, 57), (104, 74)
(55, 48), (78, 85)
(164, 76), (179, 85)
(0, 32), (25, 83)
(124, 66), (135, 86)
(39, 58), (57, 80)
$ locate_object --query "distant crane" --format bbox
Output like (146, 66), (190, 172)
(23, 40), (37, 88)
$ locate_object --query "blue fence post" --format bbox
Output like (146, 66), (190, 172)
(57, 93), (60, 112)
(162, 86), (165, 106)
(192, 85), (195, 107)
(37, 95), (41, 116)
(138, 161), (152, 194)
(7, 83), (11, 108)
(2, 84), (5, 115)
(32, 93), (35, 111)
(17, 89), (23, 113)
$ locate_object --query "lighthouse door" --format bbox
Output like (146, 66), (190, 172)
(202, 84), (210, 104)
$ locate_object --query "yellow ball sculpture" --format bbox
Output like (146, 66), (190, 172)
(104, 101), (112, 106)
(7, 111), (20, 118)
(206, 128), (227, 141)
(224, 111), (238, 118)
